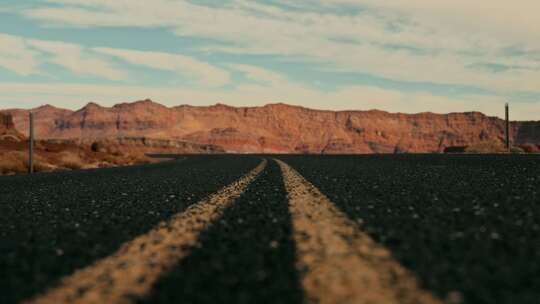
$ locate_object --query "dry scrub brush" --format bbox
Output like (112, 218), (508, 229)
(0, 151), (27, 174)
(465, 141), (527, 154)
(0, 151), (52, 175)
(56, 151), (85, 170)
(465, 142), (507, 154)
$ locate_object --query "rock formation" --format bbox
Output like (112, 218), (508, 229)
(2, 99), (539, 153)
(0, 113), (25, 141)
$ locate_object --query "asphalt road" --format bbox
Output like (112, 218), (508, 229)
(0, 156), (260, 304)
(279, 154), (540, 304)
(1, 155), (539, 304)
(139, 159), (304, 304)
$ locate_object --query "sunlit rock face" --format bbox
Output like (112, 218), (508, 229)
(2, 100), (539, 153)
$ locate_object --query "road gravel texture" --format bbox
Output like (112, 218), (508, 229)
(139, 160), (304, 304)
(1, 155), (539, 304)
(279, 154), (540, 304)
(0, 156), (260, 304)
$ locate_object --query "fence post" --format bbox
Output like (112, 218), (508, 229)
(505, 103), (510, 151)
(29, 112), (34, 174)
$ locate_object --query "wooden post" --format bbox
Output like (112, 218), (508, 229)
(505, 103), (510, 151)
(29, 112), (34, 174)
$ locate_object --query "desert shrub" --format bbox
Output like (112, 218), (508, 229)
(35, 141), (46, 149)
(510, 146), (524, 154)
(98, 150), (152, 166)
(130, 150), (157, 163)
(129, 153), (153, 165)
(0, 151), (55, 175)
(0, 151), (27, 174)
(58, 151), (85, 170)
(465, 141), (507, 154)
(33, 161), (54, 172)
(102, 154), (118, 163)
(444, 146), (467, 153)
(518, 143), (540, 153)
(0, 134), (23, 142)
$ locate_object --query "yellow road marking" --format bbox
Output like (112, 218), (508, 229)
(26, 159), (267, 304)
(276, 159), (442, 304)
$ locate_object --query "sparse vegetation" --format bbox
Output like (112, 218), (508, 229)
(445, 142), (539, 154)
(518, 143), (540, 153)
(465, 141), (507, 153)
(0, 140), (158, 175)
(57, 151), (85, 170)
(0, 151), (52, 174)
(510, 146), (525, 154)
(0, 151), (27, 175)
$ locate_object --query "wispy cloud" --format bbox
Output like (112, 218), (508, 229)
(229, 64), (286, 86)
(0, 34), (40, 76)
(0, 32), (230, 86)
(19, 0), (540, 94)
(28, 39), (127, 81)
(0, 33), (126, 80)
(94, 47), (230, 87)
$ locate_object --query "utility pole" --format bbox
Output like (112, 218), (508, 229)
(505, 103), (510, 151)
(29, 112), (34, 174)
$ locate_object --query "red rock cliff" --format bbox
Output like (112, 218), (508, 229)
(2, 100), (539, 153)
(0, 113), (25, 141)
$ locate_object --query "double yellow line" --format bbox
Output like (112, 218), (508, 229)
(26, 158), (441, 304)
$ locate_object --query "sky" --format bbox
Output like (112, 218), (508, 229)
(0, 0), (539, 119)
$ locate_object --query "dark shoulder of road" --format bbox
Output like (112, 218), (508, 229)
(0, 156), (260, 304)
(279, 154), (540, 304)
(139, 159), (304, 304)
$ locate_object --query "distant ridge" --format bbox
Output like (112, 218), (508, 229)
(2, 100), (539, 153)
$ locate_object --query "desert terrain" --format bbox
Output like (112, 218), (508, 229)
(1, 102), (540, 304)
(1, 100), (539, 176)
(2, 0), (540, 303)
(0, 111), (223, 175)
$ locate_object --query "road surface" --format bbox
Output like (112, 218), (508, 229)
(1, 155), (539, 304)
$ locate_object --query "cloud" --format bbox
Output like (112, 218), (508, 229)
(27, 39), (127, 80)
(229, 64), (286, 86)
(325, 0), (540, 45)
(1, 1), (538, 119)
(0, 33), (39, 75)
(0, 33), (227, 85)
(0, 33), (126, 80)
(18, 0), (540, 94)
(93, 47), (230, 87)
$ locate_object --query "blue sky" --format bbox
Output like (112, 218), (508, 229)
(0, 0), (539, 119)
